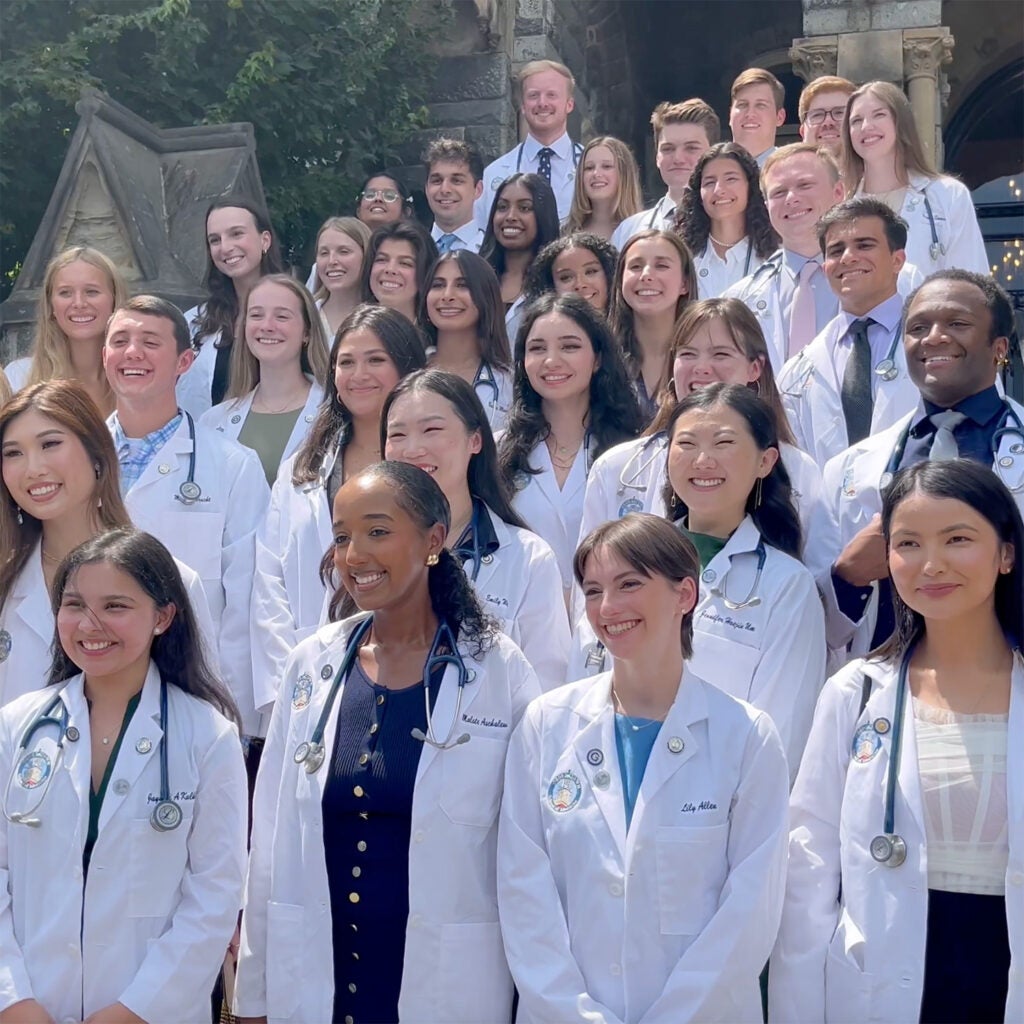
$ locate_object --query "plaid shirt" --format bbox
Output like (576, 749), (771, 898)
(111, 412), (183, 494)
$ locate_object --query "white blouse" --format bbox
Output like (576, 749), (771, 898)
(915, 697), (1009, 895)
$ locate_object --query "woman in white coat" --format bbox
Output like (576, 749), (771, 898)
(580, 298), (834, 580)
(200, 275), (330, 485)
(498, 513), (789, 1023)
(0, 528), (246, 1024)
(570, 383), (826, 780)
(0, 380), (216, 708)
(177, 198), (285, 419)
(382, 369), (570, 688)
(422, 250), (514, 432)
(770, 459), (1023, 1023)
(498, 293), (642, 591)
(235, 462), (540, 1024)
(250, 306), (426, 719)
(842, 81), (989, 276)
(311, 216), (372, 340)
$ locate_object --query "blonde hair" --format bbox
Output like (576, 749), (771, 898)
(760, 141), (840, 190)
(564, 136), (643, 233)
(841, 81), (937, 194)
(26, 247), (129, 412)
(228, 275), (330, 399)
(0, 368), (11, 407)
(731, 68), (785, 109)
(517, 59), (575, 97)
(798, 75), (855, 121)
(312, 217), (372, 300)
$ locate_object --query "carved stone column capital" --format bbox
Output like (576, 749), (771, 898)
(902, 28), (954, 82)
(789, 36), (839, 83)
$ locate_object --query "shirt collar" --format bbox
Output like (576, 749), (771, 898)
(431, 220), (480, 245)
(523, 132), (572, 162)
(111, 411), (183, 448)
(838, 291), (903, 337)
(912, 384), (1004, 435)
(782, 247), (823, 278)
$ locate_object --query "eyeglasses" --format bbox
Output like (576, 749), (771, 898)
(804, 107), (847, 127)
(359, 189), (401, 204)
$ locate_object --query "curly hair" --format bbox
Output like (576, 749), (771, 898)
(674, 143), (779, 260)
(523, 232), (618, 311)
(498, 293), (643, 492)
(322, 462), (500, 658)
(480, 173), (561, 277)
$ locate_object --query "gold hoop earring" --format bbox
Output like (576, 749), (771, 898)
(425, 552), (439, 567)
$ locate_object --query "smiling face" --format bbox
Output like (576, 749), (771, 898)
(582, 145), (619, 204)
(822, 216), (905, 316)
(656, 122), (711, 195)
(50, 261), (116, 345)
(700, 157), (749, 225)
(847, 92), (897, 165)
(331, 473), (443, 612)
(520, 68), (574, 144)
(2, 409), (98, 526)
(581, 545), (696, 660)
(358, 176), (405, 228)
(523, 311), (598, 406)
(904, 278), (1006, 407)
(245, 280), (307, 370)
(763, 152), (844, 251)
(426, 160), (482, 231)
(56, 561), (174, 680)
(103, 310), (194, 404)
(888, 491), (1013, 627)
(672, 318), (762, 396)
(316, 228), (364, 296)
(334, 327), (402, 421)
(426, 260), (480, 334)
(729, 84), (785, 157)
(206, 206), (270, 283)
(551, 246), (609, 311)
(384, 389), (481, 502)
(370, 239), (419, 314)
(493, 182), (539, 252)
(667, 403), (777, 529)
(800, 89), (851, 151)
(621, 237), (689, 317)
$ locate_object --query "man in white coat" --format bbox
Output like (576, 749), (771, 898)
(474, 59), (582, 228)
(778, 196), (921, 467)
(610, 98), (719, 251)
(820, 270), (1024, 660)
(103, 296), (269, 738)
(424, 137), (486, 254)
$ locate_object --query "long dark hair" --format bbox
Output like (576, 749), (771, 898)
(875, 460), (1024, 662)
(480, 173), (561, 277)
(324, 463), (499, 657)
(194, 197), (284, 348)
(498, 293), (642, 491)
(380, 369), (527, 528)
(47, 529), (240, 725)
(360, 221), (439, 314)
(292, 304), (427, 486)
(662, 383), (802, 558)
(523, 232), (618, 311)
(421, 251), (511, 372)
(674, 143), (779, 260)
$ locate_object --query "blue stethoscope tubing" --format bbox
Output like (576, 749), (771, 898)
(513, 141), (582, 175)
(293, 616), (473, 773)
(3, 681), (181, 831)
(474, 360), (501, 413)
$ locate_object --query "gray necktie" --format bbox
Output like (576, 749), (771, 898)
(929, 410), (967, 460)
(841, 318), (875, 444)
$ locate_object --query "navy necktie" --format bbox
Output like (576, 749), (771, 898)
(537, 147), (555, 184)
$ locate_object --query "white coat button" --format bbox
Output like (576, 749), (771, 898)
(112, 779), (129, 795)
(158, 464), (171, 475)
(610, 963), (622, 976)
(1010, 871), (1024, 886)
(409, 914), (421, 929)
(608, 882), (623, 897)
(414, 830), (425, 843)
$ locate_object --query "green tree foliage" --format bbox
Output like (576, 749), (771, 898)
(0, 0), (442, 297)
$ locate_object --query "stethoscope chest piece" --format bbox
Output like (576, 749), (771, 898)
(874, 358), (899, 382)
(870, 832), (907, 867)
(151, 799), (183, 832)
(294, 740), (326, 773)
(178, 481), (202, 503)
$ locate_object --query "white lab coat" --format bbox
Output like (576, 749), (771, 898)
(566, 516), (826, 780)
(199, 381), (324, 471)
(498, 668), (789, 1023)
(769, 654), (1024, 1023)
(610, 195), (677, 252)
(234, 614), (541, 1023)
(0, 662), (247, 1023)
(693, 240), (764, 300)
(724, 253), (924, 375)
(176, 305), (219, 420)
(475, 362), (514, 434)
(779, 314), (919, 468)
(818, 398), (1024, 659)
(505, 293), (527, 349)
(114, 415), (270, 734)
(0, 544), (218, 707)
(578, 433), (837, 582)
(2, 358), (30, 393)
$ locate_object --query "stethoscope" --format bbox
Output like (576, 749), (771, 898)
(879, 399), (1024, 492)
(705, 539), (766, 610)
(513, 140), (583, 176)
(474, 360), (502, 413)
(3, 681), (182, 832)
(616, 434), (666, 498)
(782, 319), (903, 398)
(174, 412), (203, 504)
(452, 501), (488, 582)
(293, 616), (473, 773)
(910, 191), (945, 263)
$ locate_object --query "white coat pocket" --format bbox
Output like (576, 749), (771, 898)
(438, 920), (511, 1023)
(161, 510), (224, 582)
(825, 939), (873, 1021)
(655, 822), (730, 935)
(128, 817), (188, 918)
(440, 734), (507, 828)
(266, 901), (305, 1018)
(691, 628), (760, 703)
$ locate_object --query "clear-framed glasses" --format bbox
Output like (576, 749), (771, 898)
(359, 188), (401, 204)
(804, 107), (847, 127)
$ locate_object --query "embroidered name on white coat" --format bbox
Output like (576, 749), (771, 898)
(699, 609), (756, 632)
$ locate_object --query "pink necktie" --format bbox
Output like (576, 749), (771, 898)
(788, 261), (819, 359)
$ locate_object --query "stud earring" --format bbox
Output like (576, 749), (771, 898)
(94, 463), (101, 479)
(425, 552), (439, 567)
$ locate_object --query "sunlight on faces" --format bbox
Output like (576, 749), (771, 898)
(523, 311), (598, 404)
(800, 90), (851, 149)
(50, 261), (116, 343)
(103, 310), (194, 401)
(582, 145), (619, 202)
(656, 122), (711, 193)
(763, 152), (844, 247)
(621, 237), (689, 316)
(426, 160), (482, 230)
(700, 157), (749, 224)
(426, 260), (480, 334)
(371, 240), (418, 311)
(333, 328), (402, 420)
(729, 84), (785, 154)
(206, 206), (269, 281)
(493, 182), (539, 251)
(551, 246), (609, 311)
(245, 280), (307, 369)
(822, 217), (905, 315)
(316, 228), (364, 295)
(672, 319), (763, 396)
(359, 176), (405, 228)
(521, 68), (574, 141)
(848, 93), (897, 164)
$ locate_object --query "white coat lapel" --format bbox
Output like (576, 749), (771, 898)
(14, 548), (55, 646)
(284, 382), (324, 460)
(124, 419), (192, 498)
(219, 391), (256, 442)
(1007, 658), (1024, 831)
